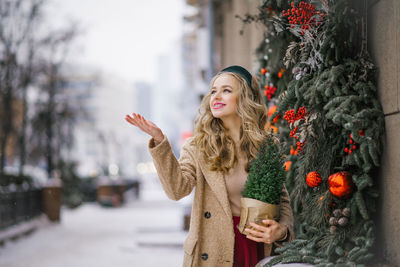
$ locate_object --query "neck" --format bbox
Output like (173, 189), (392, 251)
(222, 116), (241, 144)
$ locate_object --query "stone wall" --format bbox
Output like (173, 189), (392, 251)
(369, 0), (400, 265)
(213, 0), (264, 73)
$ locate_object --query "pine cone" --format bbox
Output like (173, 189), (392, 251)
(333, 209), (342, 218)
(330, 225), (337, 234)
(342, 207), (351, 217)
(329, 217), (338, 226)
(338, 217), (349, 226)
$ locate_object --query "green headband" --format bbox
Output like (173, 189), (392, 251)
(220, 65), (254, 92)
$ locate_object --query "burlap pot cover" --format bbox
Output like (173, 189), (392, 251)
(237, 197), (280, 234)
(237, 197), (280, 256)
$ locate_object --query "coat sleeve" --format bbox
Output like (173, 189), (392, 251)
(148, 136), (197, 201)
(276, 185), (295, 244)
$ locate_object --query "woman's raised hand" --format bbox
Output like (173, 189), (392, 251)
(125, 113), (164, 143)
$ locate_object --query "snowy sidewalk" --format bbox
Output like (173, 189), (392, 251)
(0, 188), (189, 267)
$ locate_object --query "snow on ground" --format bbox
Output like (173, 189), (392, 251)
(0, 186), (190, 267)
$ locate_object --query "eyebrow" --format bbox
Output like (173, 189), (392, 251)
(211, 85), (234, 89)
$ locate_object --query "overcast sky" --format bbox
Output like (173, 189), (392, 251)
(46, 0), (185, 84)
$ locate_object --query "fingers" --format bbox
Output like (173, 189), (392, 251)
(125, 113), (164, 142)
(245, 228), (272, 244)
(245, 221), (277, 244)
(135, 113), (144, 123)
(126, 113), (145, 127)
(125, 115), (139, 126)
(125, 113), (149, 134)
(126, 114), (142, 128)
(243, 220), (287, 244)
(136, 113), (147, 124)
(133, 113), (152, 128)
(136, 114), (154, 134)
(249, 222), (266, 231)
(262, 219), (277, 226)
(245, 227), (264, 238)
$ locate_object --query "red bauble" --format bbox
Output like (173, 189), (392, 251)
(328, 171), (354, 198)
(306, 171), (322, 188)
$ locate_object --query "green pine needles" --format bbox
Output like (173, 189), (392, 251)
(242, 137), (285, 204)
(238, 0), (385, 266)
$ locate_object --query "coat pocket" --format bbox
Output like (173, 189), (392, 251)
(183, 236), (197, 266)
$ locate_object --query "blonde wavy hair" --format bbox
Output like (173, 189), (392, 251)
(193, 71), (270, 173)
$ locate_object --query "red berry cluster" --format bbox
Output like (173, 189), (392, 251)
(282, 2), (325, 35)
(344, 133), (357, 155)
(344, 134), (362, 155)
(264, 85), (277, 100)
(283, 107), (308, 154)
(283, 107), (308, 124)
(289, 126), (306, 154)
(344, 130), (365, 155)
(284, 107), (308, 154)
(290, 127), (298, 138)
(296, 141), (306, 153)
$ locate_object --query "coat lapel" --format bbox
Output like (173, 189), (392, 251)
(198, 157), (232, 218)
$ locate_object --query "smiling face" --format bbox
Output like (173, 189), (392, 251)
(209, 74), (240, 121)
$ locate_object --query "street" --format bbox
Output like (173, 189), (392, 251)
(0, 185), (189, 267)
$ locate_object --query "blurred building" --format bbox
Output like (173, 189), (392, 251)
(61, 65), (138, 178)
(182, 3), (210, 95)
(153, 39), (197, 155)
(0, 98), (23, 167)
(134, 82), (153, 121)
(184, 0), (264, 81)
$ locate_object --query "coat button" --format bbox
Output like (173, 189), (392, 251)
(201, 253), (208, 260)
(204, 211), (211, 219)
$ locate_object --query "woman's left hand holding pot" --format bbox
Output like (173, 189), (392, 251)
(244, 219), (287, 244)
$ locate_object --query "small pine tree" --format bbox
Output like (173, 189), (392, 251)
(242, 137), (285, 204)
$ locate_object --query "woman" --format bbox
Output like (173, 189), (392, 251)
(125, 65), (294, 267)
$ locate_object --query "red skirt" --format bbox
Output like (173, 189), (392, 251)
(233, 216), (265, 267)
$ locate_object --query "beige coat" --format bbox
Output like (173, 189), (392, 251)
(149, 137), (294, 267)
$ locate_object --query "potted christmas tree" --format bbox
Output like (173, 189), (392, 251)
(237, 137), (286, 234)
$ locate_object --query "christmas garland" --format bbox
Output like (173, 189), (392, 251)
(239, 0), (384, 266)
